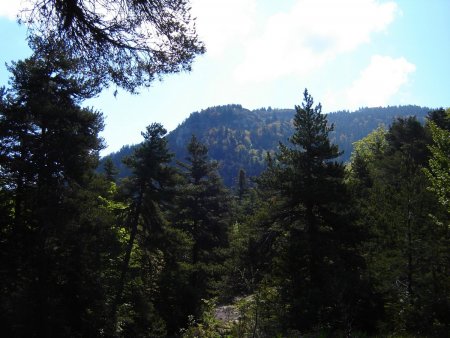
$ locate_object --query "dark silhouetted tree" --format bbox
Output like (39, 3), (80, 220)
(258, 89), (377, 334)
(21, 0), (205, 92)
(0, 47), (118, 336)
(112, 123), (178, 335)
(174, 135), (231, 317)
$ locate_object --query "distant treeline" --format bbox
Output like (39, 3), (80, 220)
(102, 104), (431, 186)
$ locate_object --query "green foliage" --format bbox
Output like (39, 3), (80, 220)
(229, 283), (286, 337)
(1, 45), (447, 337)
(112, 122), (184, 336)
(174, 135), (231, 318)
(181, 299), (225, 338)
(103, 156), (119, 182)
(104, 104), (431, 187)
(0, 48), (119, 336)
(348, 116), (450, 335)
(424, 110), (450, 214)
(253, 89), (377, 334)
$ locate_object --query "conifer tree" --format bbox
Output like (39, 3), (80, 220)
(103, 156), (119, 183)
(258, 89), (376, 333)
(0, 46), (116, 336)
(112, 123), (178, 335)
(238, 168), (248, 201)
(23, 0), (205, 92)
(175, 135), (231, 316)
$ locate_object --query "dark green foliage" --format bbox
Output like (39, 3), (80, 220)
(99, 144), (134, 179)
(254, 89), (378, 334)
(103, 104), (431, 186)
(1, 43), (447, 336)
(103, 156), (119, 182)
(237, 168), (248, 201)
(0, 47), (119, 336)
(174, 135), (231, 317)
(113, 123), (181, 336)
(348, 116), (450, 335)
(427, 107), (450, 131)
(425, 109), (450, 214)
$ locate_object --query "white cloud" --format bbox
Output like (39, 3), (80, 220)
(0, 0), (26, 20)
(191, 0), (257, 58)
(234, 0), (398, 83)
(325, 55), (416, 110)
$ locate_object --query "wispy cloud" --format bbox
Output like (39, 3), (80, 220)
(233, 0), (398, 83)
(325, 55), (416, 110)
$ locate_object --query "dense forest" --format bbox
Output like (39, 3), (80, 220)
(1, 1), (449, 336)
(103, 104), (431, 186)
(1, 45), (449, 337)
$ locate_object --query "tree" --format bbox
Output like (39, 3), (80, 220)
(103, 156), (119, 182)
(22, 0), (205, 92)
(237, 168), (248, 201)
(257, 89), (377, 334)
(348, 116), (450, 334)
(0, 48), (119, 336)
(174, 135), (231, 317)
(112, 123), (178, 335)
(424, 109), (450, 215)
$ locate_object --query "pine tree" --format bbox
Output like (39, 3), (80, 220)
(0, 46), (117, 336)
(425, 109), (450, 214)
(103, 156), (119, 182)
(174, 135), (231, 317)
(238, 168), (248, 201)
(258, 89), (376, 333)
(112, 123), (178, 336)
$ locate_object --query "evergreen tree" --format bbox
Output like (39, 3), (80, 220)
(238, 168), (248, 201)
(258, 89), (376, 334)
(0, 46), (118, 336)
(174, 135), (231, 317)
(112, 123), (178, 336)
(103, 156), (119, 183)
(23, 0), (205, 91)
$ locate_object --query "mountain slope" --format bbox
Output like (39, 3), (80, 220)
(102, 104), (432, 187)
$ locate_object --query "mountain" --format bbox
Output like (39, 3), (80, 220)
(102, 104), (432, 187)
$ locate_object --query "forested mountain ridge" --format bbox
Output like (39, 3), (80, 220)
(104, 104), (431, 186)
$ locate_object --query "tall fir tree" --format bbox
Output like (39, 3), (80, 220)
(0, 44), (119, 336)
(258, 89), (377, 334)
(174, 135), (231, 317)
(112, 123), (179, 336)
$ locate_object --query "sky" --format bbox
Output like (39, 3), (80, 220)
(0, 0), (449, 155)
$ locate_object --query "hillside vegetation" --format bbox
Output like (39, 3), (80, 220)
(104, 104), (431, 186)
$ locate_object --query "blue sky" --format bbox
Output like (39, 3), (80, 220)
(0, 0), (449, 155)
